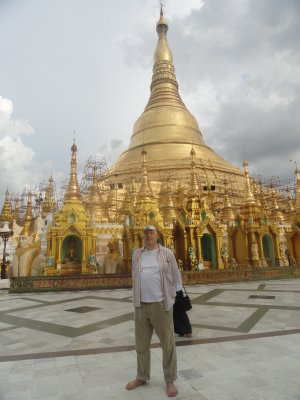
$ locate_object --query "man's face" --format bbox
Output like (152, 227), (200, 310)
(143, 229), (158, 249)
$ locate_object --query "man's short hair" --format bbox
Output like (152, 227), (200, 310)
(143, 225), (157, 233)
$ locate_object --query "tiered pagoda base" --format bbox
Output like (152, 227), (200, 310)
(9, 266), (300, 293)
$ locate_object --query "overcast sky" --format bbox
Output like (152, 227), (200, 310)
(0, 0), (299, 202)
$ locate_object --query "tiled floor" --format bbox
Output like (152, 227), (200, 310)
(1, 278), (300, 399)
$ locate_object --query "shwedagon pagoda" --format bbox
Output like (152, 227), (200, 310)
(1, 9), (300, 288)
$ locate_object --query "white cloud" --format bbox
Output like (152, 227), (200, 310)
(0, 95), (64, 201)
(0, 96), (34, 138)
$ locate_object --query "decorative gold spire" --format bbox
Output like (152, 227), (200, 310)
(189, 147), (200, 197)
(137, 149), (154, 201)
(65, 140), (82, 201)
(42, 173), (56, 217)
(21, 191), (33, 235)
(160, 180), (177, 224)
(269, 182), (284, 223)
(0, 189), (12, 223)
(242, 160), (255, 205)
(221, 180), (235, 223)
(145, 8), (189, 113)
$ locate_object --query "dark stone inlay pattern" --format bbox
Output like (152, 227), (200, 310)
(1, 328), (300, 363)
(257, 284), (266, 291)
(249, 295), (275, 299)
(65, 306), (101, 313)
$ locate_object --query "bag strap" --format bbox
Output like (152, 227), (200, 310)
(182, 285), (188, 296)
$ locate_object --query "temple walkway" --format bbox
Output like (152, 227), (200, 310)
(0, 278), (300, 399)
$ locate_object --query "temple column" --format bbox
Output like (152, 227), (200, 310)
(216, 235), (223, 269)
(184, 233), (188, 269)
(51, 234), (57, 261)
(82, 237), (87, 273)
(46, 237), (51, 257)
(274, 234), (280, 266)
(228, 231), (234, 261)
(92, 236), (96, 255)
(196, 233), (201, 262)
(56, 236), (62, 273)
(286, 235), (294, 265)
(258, 234), (265, 266)
(245, 231), (250, 266)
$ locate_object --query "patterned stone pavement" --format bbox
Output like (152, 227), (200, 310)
(0, 278), (300, 399)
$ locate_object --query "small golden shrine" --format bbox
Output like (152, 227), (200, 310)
(45, 141), (97, 275)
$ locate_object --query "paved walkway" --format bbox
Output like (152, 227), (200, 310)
(1, 279), (300, 399)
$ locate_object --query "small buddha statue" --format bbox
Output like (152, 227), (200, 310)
(66, 237), (78, 262)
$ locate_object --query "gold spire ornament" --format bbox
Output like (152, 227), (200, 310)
(137, 149), (154, 201)
(65, 141), (82, 201)
(0, 189), (13, 224)
(21, 192), (33, 236)
(42, 173), (57, 217)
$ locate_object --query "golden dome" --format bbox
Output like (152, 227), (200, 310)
(105, 9), (244, 199)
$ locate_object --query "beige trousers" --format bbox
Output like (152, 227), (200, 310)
(134, 301), (177, 383)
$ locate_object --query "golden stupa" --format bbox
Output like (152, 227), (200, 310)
(4, 8), (300, 287)
(104, 8), (244, 201)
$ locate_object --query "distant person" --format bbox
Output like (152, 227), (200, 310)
(173, 273), (192, 338)
(126, 225), (180, 397)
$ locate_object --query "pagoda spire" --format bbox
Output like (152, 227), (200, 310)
(189, 146), (200, 197)
(144, 7), (186, 112)
(160, 179), (177, 225)
(21, 191), (33, 235)
(137, 149), (153, 200)
(0, 189), (12, 223)
(42, 173), (56, 217)
(269, 181), (284, 223)
(221, 180), (235, 223)
(64, 140), (81, 201)
(242, 160), (255, 205)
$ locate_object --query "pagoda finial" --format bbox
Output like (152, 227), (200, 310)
(242, 159), (255, 204)
(138, 148), (153, 200)
(42, 173), (57, 217)
(0, 189), (12, 223)
(65, 139), (81, 201)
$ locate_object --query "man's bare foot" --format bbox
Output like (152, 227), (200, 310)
(126, 379), (146, 391)
(184, 332), (192, 338)
(167, 382), (178, 397)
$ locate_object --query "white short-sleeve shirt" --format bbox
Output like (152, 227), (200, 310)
(140, 248), (164, 302)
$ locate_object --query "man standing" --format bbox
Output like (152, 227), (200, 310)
(126, 225), (180, 397)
